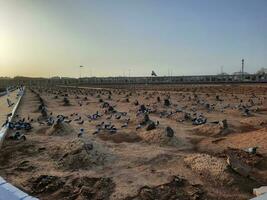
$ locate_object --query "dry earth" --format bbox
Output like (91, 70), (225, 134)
(1, 84), (267, 200)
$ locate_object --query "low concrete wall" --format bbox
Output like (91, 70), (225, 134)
(0, 177), (38, 200)
(251, 193), (267, 200)
(0, 87), (18, 97)
(0, 89), (24, 148)
(0, 92), (6, 97)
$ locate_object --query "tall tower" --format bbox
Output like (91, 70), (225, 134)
(241, 59), (244, 81)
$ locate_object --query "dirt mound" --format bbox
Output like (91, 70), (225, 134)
(192, 123), (223, 136)
(0, 140), (40, 166)
(206, 128), (267, 154)
(184, 153), (234, 185)
(137, 127), (180, 147)
(14, 160), (36, 172)
(57, 139), (114, 170)
(46, 122), (76, 136)
(125, 176), (207, 200)
(63, 97), (71, 106)
(30, 175), (64, 194)
(220, 148), (263, 167)
(121, 98), (130, 103)
(28, 175), (115, 200)
(98, 132), (142, 143)
(35, 126), (50, 135)
(240, 117), (267, 127)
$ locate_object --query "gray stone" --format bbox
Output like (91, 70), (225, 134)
(165, 126), (174, 137)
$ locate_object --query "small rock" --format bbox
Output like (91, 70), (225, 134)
(140, 104), (147, 113)
(164, 99), (171, 106)
(134, 100), (139, 106)
(219, 119), (228, 129)
(245, 147), (258, 154)
(138, 113), (150, 125)
(146, 121), (156, 131)
(165, 126), (174, 137)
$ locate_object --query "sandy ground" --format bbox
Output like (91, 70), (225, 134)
(1, 84), (267, 200)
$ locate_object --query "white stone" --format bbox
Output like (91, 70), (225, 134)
(253, 186), (267, 197)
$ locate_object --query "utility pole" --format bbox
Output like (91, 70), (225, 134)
(79, 66), (84, 78)
(241, 59), (244, 81)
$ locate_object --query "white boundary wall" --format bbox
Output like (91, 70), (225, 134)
(0, 92), (6, 97)
(0, 177), (38, 200)
(0, 88), (24, 148)
(250, 193), (267, 200)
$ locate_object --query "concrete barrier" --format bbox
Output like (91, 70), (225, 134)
(0, 88), (24, 148)
(250, 193), (267, 200)
(0, 87), (17, 97)
(0, 91), (7, 97)
(0, 177), (38, 200)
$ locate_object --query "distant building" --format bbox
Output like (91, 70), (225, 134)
(50, 76), (61, 80)
(61, 77), (74, 80)
(217, 72), (229, 76)
(232, 71), (250, 76)
(256, 68), (267, 75)
(0, 77), (11, 80)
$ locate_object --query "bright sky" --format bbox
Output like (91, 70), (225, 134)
(0, 0), (266, 78)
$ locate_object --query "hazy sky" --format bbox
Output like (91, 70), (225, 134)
(0, 0), (266, 77)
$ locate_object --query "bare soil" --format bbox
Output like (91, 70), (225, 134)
(1, 84), (267, 200)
